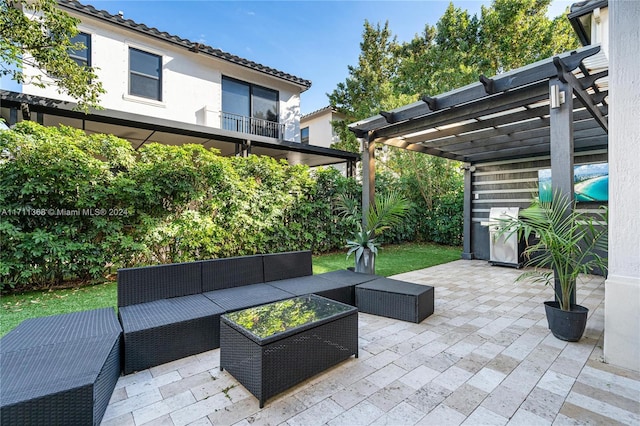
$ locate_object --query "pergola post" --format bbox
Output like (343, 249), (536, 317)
(359, 132), (375, 229)
(549, 77), (575, 305)
(461, 164), (474, 260)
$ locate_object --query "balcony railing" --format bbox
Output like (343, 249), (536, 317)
(221, 112), (283, 139)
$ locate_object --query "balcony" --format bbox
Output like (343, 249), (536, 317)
(221, 112), (283, 139)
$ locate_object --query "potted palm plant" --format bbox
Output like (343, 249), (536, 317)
(336, 191), (410, 274)
(497, 192), (607, 341)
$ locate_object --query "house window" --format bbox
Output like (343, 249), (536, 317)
(129, 47), (162, 101)
(222, 76), (279, 137)
(68, 32), (90, 67)
(301, 127), (309, 144)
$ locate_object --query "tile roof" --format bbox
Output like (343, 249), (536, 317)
(57, 0), (312, 91)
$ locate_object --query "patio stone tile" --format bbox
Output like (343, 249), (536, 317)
(558, 401), (628, 426)
(150, 354), (199, 378)
(485, 353), (520, 376)
(472, 341), (506, 359)
(414, 404), (465, 425)
(520, 387), (564, 422)
(462, 406), (508, 425)
(416, 340), (449, 357)
(176, 355), (220, 379)
(132, 390), (195, 425)
(502, 365), (543, 395)
(186, 417), (212, 426)
(327, 400), (384, 425)
(160, 371), (217, 399)
(102, 389), (163, 422)
(577, 364), (640, 401)
(480, 385), (527, 419)
(405, 382), (453, 414)
(206, 397), (258, 425)
(445, 339), (482, 359)
(330, 384), (371, 410)
(115, 370), (153, 390)
(190, 370), (238, 401)
(455, 352), (491, 374)
(290, 376), (345, 408)
(432, 366), (473, 392)
(570, 381), (640, 417)
(361, 341), (388, 355)
(365, 363), (408, 389)
(467, 367), (507, 393)
(369, 401), (426, 426)
(285, 397), (344, 426)
(549, 355), (584, 379)
(109, 386), (128, 404)
(398, 365), (440, 390)
(126, 371), (182, 397)
(488, 330), (522, 347)
(101, 412), (135, 426)
(334, 360), (377, 387)
(565, 391), (640, 424)
(364, 349), (401, 369)
(508, 408), (551, 425)
(240, 394), (308, 425)
(536, 370), (575, 398)
(170, 392), (234, 426)
(366, 380), (416, 412)
(422, 351), (461, 373)
(443, 383), (488, 416)
(393, 351), (432, 371)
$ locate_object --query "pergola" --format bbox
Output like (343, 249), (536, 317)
(349, 44), (608, 259)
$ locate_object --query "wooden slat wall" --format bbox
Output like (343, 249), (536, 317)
(471, 149), (608, 260)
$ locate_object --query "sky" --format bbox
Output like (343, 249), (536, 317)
(85, 0), (572, 115)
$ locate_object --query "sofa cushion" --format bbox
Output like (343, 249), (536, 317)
(117, 261), (202, 307)
(203, 283), (294, 312)
(263, 251), (312, 282)
(201, 255), (264, 291)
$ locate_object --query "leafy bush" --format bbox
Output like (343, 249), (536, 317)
(0, 122), (462, 291)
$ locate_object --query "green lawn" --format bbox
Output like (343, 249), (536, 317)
(1, 242), (460, 336)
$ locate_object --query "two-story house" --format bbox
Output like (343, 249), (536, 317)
(300, 107), (345, 148)
(0, 0), (357, 169)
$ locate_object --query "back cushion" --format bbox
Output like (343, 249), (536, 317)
(263, 251), (313, 282)
(201, 255), (265, 291)
(117, 262), (202, 307)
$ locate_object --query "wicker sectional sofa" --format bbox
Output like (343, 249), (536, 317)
(117, 251), (379, 374)
(0, 308), (122, 425)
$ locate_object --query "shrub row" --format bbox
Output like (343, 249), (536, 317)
(0, 122), (462, 291)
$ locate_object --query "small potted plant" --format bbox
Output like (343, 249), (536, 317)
(498, 192), (607, 341)
(337, 191), (410, 274)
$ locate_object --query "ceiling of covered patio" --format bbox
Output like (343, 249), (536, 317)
(349, 45), (608, 165)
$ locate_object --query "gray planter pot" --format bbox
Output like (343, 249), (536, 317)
(355, 249), (376, 274)
(544, 301), (589, 342)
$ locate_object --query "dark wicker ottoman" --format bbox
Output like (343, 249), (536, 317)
(0, 308), (121, 425)
(356, 278), (434, 323)
(220, 295), (358, 408)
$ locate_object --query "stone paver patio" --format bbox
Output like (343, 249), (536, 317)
(102, 260), (640, 425)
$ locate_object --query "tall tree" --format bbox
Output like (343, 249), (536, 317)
(328, 21), (411, 152)
(481, 0), (579, 72)
(1, 0), (104, 111)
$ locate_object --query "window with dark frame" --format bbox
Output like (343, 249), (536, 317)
(68, 32), (90, 67)
(301, 127), (309, 144)
(222, 76), (279, 137)
(129, 47), (162, 101)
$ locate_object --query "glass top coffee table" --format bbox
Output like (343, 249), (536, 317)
(220, 294), (358, 408)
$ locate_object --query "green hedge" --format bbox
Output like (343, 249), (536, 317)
(0, 122), (462, 291)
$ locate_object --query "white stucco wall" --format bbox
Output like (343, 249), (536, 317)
(300, 108), (343, 148)
(20, 12), (304, 142)
(604, 0), (640, 373)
